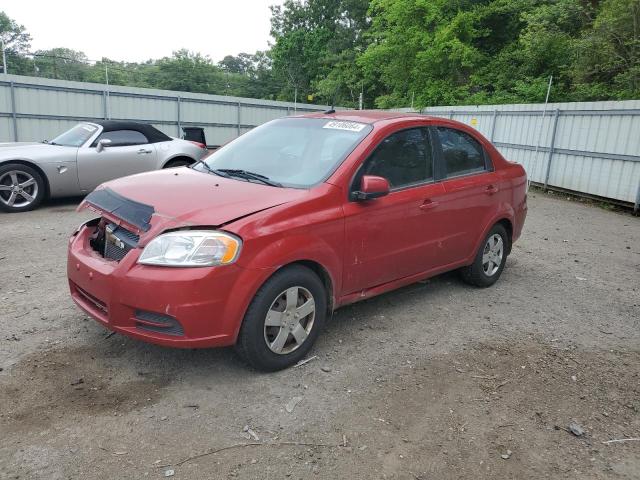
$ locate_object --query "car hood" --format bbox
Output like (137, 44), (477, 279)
(81, 167), (308, 235)
(0, 142), (43, 148)
(0, 142), (73, 162)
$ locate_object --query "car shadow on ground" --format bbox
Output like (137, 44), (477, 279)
(43, 196), (85, 212)
(66, 270), (464, 381)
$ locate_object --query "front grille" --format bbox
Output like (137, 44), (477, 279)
(103, 223), (139, 262)
(135, 310), (184, 336)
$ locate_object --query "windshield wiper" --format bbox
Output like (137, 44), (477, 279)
(192, 160), (217, 174)
(215, 169), (282, 187)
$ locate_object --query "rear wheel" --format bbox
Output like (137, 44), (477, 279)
(460, 224), (509, 287)
(0, 163), (46, 213)
(236, 265), (326, 371)
(164, 158), (193, 168)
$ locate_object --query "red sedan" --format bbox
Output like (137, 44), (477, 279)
(68, 111), (527, 370)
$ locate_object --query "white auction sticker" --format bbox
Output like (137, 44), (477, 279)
(81, 125), (97, 132)
(323, 120), (366, 132)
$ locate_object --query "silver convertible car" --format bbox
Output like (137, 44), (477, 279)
(0, 120), (207, 212)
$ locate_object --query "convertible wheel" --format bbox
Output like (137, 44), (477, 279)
(164, 158), (192, 168)
(0, 164), (46, 213)
(460, 224), (508, 288)
(236, 265), (326, 371)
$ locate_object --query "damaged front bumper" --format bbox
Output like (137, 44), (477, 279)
(67, 222), (269, 349)
(68, 187), (277, 349)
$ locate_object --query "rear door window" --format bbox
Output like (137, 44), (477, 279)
(436, 127), (487, 177)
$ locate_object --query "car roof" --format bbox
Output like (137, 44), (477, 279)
(89, 120), (172, 143)
(299, 109), (434, 124)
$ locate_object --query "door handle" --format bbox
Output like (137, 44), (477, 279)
(420, 199), (439, 210)
(137, 148), (152, 154)
(485, 185), (499, 195)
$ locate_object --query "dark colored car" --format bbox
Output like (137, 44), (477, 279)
(68, 111), (527, 370)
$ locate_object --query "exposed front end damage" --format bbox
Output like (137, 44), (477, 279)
(68, 187), (277, 349)
(81, 187), (154, 233)
(76, 188), (153, 263)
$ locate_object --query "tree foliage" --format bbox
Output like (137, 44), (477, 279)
(0, 11), (32, 74)
(1, 2), (639, 107)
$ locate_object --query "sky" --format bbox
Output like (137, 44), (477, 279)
(3, 0), (284, 63)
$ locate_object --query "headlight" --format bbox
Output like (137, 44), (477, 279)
(138, 230), (241, 267)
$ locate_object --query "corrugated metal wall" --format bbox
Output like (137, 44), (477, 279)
(0, 74), (333, 147)
(413, 101), (640, 210)
(2, 76), (638, 209)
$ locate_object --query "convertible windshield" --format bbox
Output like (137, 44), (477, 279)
(50, 123), (99, 147)
(197, 118), (373, 188)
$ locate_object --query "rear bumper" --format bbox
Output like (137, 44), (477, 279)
(67, 225), (269, 348)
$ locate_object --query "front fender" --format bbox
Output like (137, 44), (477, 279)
(1, 152), (80, 198)
(238, 231), (343, 301)
(218, 232), (343, 343)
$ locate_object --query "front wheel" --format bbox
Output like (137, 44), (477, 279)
(236, 265), (326, 371)
(0, 163), (46, 213)
(460, 224), (509, 288)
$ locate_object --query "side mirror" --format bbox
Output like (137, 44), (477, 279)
(352, 175), (390, 201)
(96, 138), (112, 152)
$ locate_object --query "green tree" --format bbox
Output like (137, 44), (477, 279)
(3, 3), (640, 107)
(269, 0), (372, 106)
(153, 50), (227, 94)
(359, 0), (599, 107)
(32, 48), (89, 80)
(0, 11), (33, 74)
(573, 0), (640, 99)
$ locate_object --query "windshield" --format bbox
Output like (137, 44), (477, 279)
(50, 123), (99, 147)
(196, 118), (373, 188)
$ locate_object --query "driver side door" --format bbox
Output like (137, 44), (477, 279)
(342, 127), (448, 295)
(76, 129), (158, 192)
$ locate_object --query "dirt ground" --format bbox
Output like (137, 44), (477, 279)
(0, 192), (638, 480)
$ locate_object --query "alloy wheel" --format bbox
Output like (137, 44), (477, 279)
(263, 286), (315, 354)
(0, 170), (39, 209)
(482, 233), (504, 276)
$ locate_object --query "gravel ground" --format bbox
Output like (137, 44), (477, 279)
(0, 192), (639, 479)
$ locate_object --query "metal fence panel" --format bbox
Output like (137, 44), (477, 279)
(0, 83), (12, 113)
(16, 117), (79, 142)
(15, 85), (102, 118)
(108, 94), (177, 123)
(415, 101), (640, 209)
(0, 117), (12, 140)
(0, 74), (335, 148)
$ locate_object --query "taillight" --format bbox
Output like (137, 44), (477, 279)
(189, 141), (206, 149)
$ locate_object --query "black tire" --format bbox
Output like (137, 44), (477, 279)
(460, 224), (509, 288)
(0, 163), (46, 213)
(236, 265), (327, 371)
(164, 158), (193, 168)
